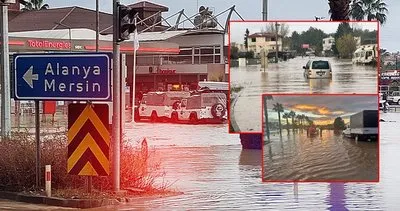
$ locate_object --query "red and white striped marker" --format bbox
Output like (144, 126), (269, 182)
(45, 165), (51, 197)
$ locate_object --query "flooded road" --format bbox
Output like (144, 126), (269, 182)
(230, 57), (377, 132)
(230, 56), (377, 94)
(263, 130), (378, 181)
(95, 114), (400, 210)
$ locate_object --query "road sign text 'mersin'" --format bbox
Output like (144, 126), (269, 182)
(13, 53), (111, 101)
(44, 63), (102, 93)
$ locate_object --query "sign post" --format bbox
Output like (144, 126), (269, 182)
(35, 100), (40, 188)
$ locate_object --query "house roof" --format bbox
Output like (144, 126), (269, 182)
(8, 6), (113, 34)
(248, 32), (283, 38)
(128, 1), (169, 12)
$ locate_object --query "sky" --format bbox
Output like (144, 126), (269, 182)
(265, 95), (378, 125)
(229, 22), (378, 44)
(44, 0), (397, 51)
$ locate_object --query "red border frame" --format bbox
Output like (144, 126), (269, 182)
(260, 93), (380, 183)
(227, 20), (380, 135)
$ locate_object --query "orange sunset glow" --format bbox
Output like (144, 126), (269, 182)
(290, 104), (345, 116)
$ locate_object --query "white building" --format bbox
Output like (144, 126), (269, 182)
(323, 36), (335, 52)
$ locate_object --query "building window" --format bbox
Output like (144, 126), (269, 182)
(271, 37), (276, 41)
(251, 38), (256, 42)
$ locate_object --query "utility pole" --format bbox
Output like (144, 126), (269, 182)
(275, 22), (279, 63)
(262, 0), (268, 21)
(96, 0), (99, 52)
(0, 1), (12, 138)
(112, 0), (121, 192)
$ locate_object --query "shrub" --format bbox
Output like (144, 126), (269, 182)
(0, 131), (168, 195)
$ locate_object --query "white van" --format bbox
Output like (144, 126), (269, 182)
(171, 92), (227, 123)
(138, 91), (191, 122)
(303, 60), (332, 79)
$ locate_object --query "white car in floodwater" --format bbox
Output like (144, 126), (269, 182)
(171, 92), (227, 123)
(303, 60), (332, 79)
(138, 91), (191, 121)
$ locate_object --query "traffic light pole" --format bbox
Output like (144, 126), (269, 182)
(0, 4), (11, 138)
(112, 0), (121, 192)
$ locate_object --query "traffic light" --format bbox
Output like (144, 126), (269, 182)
(118, 4), (137, 42)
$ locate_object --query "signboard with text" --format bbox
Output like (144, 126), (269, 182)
(13, 53), (111, 101)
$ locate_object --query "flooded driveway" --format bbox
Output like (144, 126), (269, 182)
(230, 57), (377, 132)
(263, 130), (378, 181)
(96, 114), (399, 210)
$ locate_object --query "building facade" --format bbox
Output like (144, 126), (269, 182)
(247, 32), (283, 57)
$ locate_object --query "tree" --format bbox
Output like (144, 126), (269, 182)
(273, 103), (284, 134)
(282, 113), (290, 131)
(230, 45), (239, 59)
(336, 34), (357, 58)
(351, 0), (388, 24)
(264, 95), (273, 141)
(244, 28), (250, 51)
(329, 0), (351, 20)
(289, 111), (296, 131)
(333, 117), (346, 130)
(289, 27), (327, 56)
(21, 0), (49, 10)
(332, 22), (353, 56)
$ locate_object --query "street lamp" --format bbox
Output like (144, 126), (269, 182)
(54, 22), (72, 52)
(275, 22), (280, 63)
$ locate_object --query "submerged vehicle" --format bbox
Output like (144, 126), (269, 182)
(303, 60), (332, 79)
(138, 91), (191, 122)
(352, 44), (378, 65)
(172, 92), (227, 123)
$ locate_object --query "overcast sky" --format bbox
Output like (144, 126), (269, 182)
(265, 95), (377, 125)
(229, 21), (378, 44)
(45, 0), (397, 51)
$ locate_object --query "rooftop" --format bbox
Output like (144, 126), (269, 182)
(248, 32), (283, 38)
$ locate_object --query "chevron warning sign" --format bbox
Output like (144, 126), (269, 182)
(67, 103), (110, 176)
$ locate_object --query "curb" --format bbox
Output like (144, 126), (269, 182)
(0, 191), (120, 209)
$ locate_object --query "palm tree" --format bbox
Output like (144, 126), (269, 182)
(304, 116), (311, 126)
(264, 95), (273, 141)
(21, 0), (49, 11)
(329, 0), (351, 20)
(296, 114), (304, 132)
(273, 103), (284, 134)
(350, 0), (388, 24)
(282, 113), (290, 131)
(289, 111), (296, 131)
(301, 114), (307, 130)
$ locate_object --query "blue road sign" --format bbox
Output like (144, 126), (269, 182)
(14, 53), (111, 101)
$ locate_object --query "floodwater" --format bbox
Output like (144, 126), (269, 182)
(230, 56), (377, 94)
(230, 57), (377, 132)
(96, 113), (400, 210)
(263, 130), (378, 181)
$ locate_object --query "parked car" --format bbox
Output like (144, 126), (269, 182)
(303, 60), (332, 79)
(387, 91), (400, 105)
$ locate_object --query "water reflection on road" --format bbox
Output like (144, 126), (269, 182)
(263, 130), (378, 181)
(230, 57), (377, 132)
(91, 114), (400, 210)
